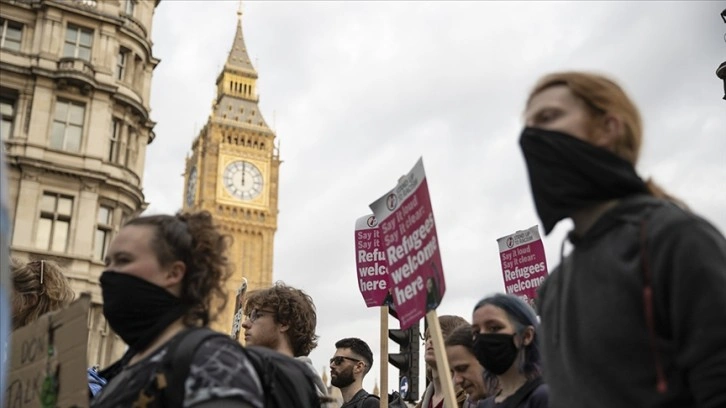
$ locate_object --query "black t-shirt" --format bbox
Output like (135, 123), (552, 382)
(91, 335), (263, 408)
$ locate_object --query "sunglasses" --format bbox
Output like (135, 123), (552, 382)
(329, 356), (362, 366)
(245, 309), (275, 323)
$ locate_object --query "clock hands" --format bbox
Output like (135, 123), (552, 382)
(241, 162), (246, 186)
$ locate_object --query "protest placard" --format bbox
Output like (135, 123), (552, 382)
(370, 158), (445, 329)
(5, 294), (90, 408)
(230, 277), (248, 340)
(497, 225), (549, 309)
(354, 214), (390, 307)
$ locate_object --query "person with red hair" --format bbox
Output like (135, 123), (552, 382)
(521, 71), (726, 407)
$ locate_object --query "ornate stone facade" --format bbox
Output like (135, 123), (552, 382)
(1, 0), (160, 367)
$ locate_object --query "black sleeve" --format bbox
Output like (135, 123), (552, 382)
(651, 213), (726, 408)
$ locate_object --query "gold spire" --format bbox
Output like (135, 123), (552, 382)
(212, 6), (271, 131)
(225, 4), (256, 75)
(372, 379), (380, 396)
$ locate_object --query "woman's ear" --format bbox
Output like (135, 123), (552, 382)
(165, 261), (186, 286)
(521, 326), (535, 347)
(592, 114), (624, 150)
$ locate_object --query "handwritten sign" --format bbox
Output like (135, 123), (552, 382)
(5, 294), (90, 408)
(355, 214), (389, 307)
(497, 225), (548, 309)
(370, 158), (445, 329)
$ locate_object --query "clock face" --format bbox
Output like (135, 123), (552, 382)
(186, 166), (197, 207)
(223, 160), (263, 201)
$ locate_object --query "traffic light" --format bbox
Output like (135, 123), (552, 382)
(388, 322), (420, 402)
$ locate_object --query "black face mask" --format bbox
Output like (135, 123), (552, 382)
(519, 127), (647, 234)
(472, 333), (519, 376)
(100, 271), (188, 352)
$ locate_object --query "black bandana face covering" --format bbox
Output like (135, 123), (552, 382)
(100, 271), (188, 352)
(519, 127), (648, 234)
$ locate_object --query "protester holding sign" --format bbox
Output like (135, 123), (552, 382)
(472, 294), (547, 408)
(521, 71), (726, 407)
(10, 258), (75, 330)
(445, 325), (491, 407)
(7, 258), (110, 401)
(91, 211), (262, 408)
(416, 315), (469, 408)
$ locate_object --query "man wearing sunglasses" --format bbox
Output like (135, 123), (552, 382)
(243, 282), (332, 405)
(330, 337), (379, 408)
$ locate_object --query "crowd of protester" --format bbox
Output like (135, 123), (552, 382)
(1, 70), (725, 408)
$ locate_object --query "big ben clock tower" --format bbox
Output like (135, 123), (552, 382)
(183, 11), (279, 333)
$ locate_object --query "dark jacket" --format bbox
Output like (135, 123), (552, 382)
(538, 195), (726, 408)
(477, 380), (548, 408)
(415, 382), (468, 408)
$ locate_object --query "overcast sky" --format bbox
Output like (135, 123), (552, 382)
(144, 1), (726, 395)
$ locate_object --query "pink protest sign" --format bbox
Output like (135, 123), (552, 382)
(370, 158), (445, 329)
(354, 214), (389, 307)
(497, 225), (549, 309)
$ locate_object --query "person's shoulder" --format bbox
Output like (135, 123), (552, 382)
(525, 383), (549, 408)
(637, 197), (714, 232)
(642, 198), (726, 250)
(191, 333), (248, 362)
(186, 334), (263, 408)
(362, 394), (381, 408)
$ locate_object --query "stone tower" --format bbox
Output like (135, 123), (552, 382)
(182, 10), (280, 334)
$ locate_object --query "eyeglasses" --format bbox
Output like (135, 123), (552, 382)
(245, 309), (275, 323)
(329, 356), (362, 366)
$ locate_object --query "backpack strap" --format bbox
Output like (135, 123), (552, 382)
(355, 393), (377, 408)
(158, 327), (225, 408)
(639, 217), (668, 394)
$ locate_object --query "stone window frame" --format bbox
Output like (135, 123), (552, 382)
(50, 98), (86, 152)
(0, 18), (22, 52)
(35, 192), (74, 253)
(63, 24), (93, 61)
(94, 204), (113, 261)
(0, 91), (17, 143)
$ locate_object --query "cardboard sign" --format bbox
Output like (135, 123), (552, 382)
(5, 294), (91, 408)
(370, 158), (445, 329)
(497, 225), (549, 309)
(354, 214), (389, 307)
(230, 278), (248, 340)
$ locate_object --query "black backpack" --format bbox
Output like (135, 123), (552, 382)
(355, 391), (408, 408)
(160, 327), (321, 408)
